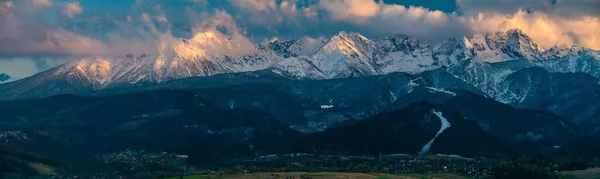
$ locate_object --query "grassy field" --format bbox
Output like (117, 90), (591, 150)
(27, 162), (59, 176)
(560, 168), (600, 179)
(165, 172), (470, 179)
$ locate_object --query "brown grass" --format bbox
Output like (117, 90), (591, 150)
(560, 168), (600, 179)
(166, 172), (468, 179)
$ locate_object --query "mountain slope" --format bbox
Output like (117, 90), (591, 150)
(445, 58), (600, 134)
(93, 70), (480, 133)
(0, 90), (302, 166)
(299, 93), (579, 157)
(0, 89), (583, 167)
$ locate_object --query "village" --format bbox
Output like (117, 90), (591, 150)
(0, 130), (28, 143)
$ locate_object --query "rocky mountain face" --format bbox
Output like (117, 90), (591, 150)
(466, 29), (544, 62)
(443, 53), (600, 134)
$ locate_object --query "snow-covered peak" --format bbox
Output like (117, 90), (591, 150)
(176, 37), (209, 60)
(469, 29), (544, 62)
(568, 44), (596, 56)
(179, 31), (262, 58)
(542, 43), (571, 59)
(463, 36), (474, 49)
(53, 55), (161, 87)
(337, 31), (372, 42)
(268, 39), (303, 58)
(309, 31), (379, 78)
(505, 28), (544, 55)
(319, 31), (376, 57)
(433, 37), (470, 66)
(540, 43), (598, 59)
(375, 34), (429, 54)
(190, 31), (224, 45)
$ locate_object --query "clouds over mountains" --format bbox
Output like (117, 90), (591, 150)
(0, 0), (599, 77)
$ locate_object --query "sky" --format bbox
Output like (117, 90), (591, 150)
(0, 0), (599, 78)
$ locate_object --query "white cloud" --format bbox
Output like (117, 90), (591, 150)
(461, 10), (600, 49)
(0, 58), (39, 78)
(453, 0), (600, 49)
(157, 13), (168, 22)
(187, 10), (258, 55)
(227, 0), (316, 33)
(312, 0), (600, 49)
(319, 0), (381, 23)
(31, 0), (53, 8)
(63, 2), (83, 19)
(2, 0), (600, 62)
(0, 1), (110, 56)
(1, 1), (13, 8)
(230, 0), (277, 13)
(299, 36), (327, 55)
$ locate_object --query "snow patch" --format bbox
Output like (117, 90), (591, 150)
(419, 109), (451, 154)
(435, 154), (473, 160)
(425, 87), (457, 96)
(229, 100), (235, 110)
(320, 105), (334, 109)
(407, 77), (421, 93)
(389, 90), (397, 102)
(559, 121), (568, 130)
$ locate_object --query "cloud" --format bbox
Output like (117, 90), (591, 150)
(230, 0), (277, 13)
(461, 10), (600, 49)
(451, 0), (600, 49)
(0, 57), (40, 78)
(156, 13), (168, 22)
(226, 0), (318, 35)
(63, 2), (83, 18)
(373, 5), (459, 41)
(2, 0), (600, 61)
(31, 0), (53, 8)
(318, 0), (381, 23)
(312, 0), (600, 49)
(298, 36), (327, 55)
(0, 1), (110, 56)
(456, 0), (600, 19)
(186, 9), (258, 55)
(1, 1), (13, 8)
(0, 0), (183, 57)
(456, 0), (554, 15)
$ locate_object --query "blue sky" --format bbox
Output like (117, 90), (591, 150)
(0, 0), (599, 78)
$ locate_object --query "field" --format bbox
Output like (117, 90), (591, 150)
(560, 168), (600, 179)
(165, 172), (470, 179)
(28, 162), (59, 176)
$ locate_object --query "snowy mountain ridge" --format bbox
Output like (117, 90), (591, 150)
(1, 29), (599, 98)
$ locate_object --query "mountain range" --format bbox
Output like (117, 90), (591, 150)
(1, 29), (600, 168)
(1, 29), (599, 132)
(0, 29), (598, 99)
